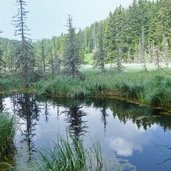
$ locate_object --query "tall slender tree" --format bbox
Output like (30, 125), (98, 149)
(141, 26), (147, 71)
(0, 31), (5, 74)
(13, 0), (35, 85)
(40, 40), (46, 75)
(63, 15), (81, 78)
(93, 24), (106, 72)
(162, 35), (169, 68)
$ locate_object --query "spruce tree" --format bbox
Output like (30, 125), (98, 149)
(93, 24), (106, 72)
(52, 37), (61, 74)
(114, 6), (125, 72)
(0, 31), (5, 74)
(40, 40), (46, 75)
(13, 0), (35, 85)
(162, 35), (169, 68)
(63, 15), (81, 78)
(141, 26), (147, 71)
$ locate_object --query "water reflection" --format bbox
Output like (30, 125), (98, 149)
(1, 94), (171, 171)
(0, 94), (4, 112)
(44, 102), (49, 122)
(15, 94), (40, 161)
(64, 104), (87, 139)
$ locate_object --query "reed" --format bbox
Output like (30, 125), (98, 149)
(34, 137), (104, 171)
(33, 70), (171, 108)
(0, 74), (23, 92)
(0, 113), (15, 159)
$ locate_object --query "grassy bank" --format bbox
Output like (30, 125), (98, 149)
(0, 74), (23, 93)
(0, 113), (15, 159)
(1, 68), (171, 108)
(34, 137), (104, 171)
(33, 69), (171, 108)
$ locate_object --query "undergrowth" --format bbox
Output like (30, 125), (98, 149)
(33, 70), (171, 108)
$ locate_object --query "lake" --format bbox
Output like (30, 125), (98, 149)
(1, 94), (171, 171)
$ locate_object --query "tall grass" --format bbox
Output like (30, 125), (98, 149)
(34, 137), (104, 171)
(0, 74), (23, 92)
(0, 113), (15, 159)
(33, 70), (171, 108)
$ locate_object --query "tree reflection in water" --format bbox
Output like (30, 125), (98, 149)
(15, 94), (40, 161)
(66, 106), (87, 139)
(1, 95), (171, 170)
(61, 100), (87, 139)
(0, 95), (4, 112)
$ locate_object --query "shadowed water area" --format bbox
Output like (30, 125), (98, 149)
(1, 94), (171, 171)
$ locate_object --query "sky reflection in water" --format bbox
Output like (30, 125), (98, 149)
(1, 94), (171, 171)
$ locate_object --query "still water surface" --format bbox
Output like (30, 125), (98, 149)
(1, 94), (171, 171)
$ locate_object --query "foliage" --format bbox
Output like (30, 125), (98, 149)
(63, 15), (82, 78)
(13, 0), (35, 85)
(34, 136), (104, 171)
(0, 113), (15, 159)
(33, 69), (171, 108)
(0, 74), (23, 92)
(0, 0), (171, 72)
(0, 32), (5, 74)
(93, 23), (106, 72)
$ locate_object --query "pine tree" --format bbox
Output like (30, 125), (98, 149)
(52, 37), (61, 73)
(49, 46), (54, 77)
(114, 6), (125, 72)
(141, 26), (147, 71)
(104, 12), (117, 68)
(63, 15), (82, 78)
(162, 35), (169, 68)
(0, 31), (5, 74)
(93, 24), (106, 72)
(13, 0), (35, 85)
(155, 48), (161, 70)
(40, 40), (46, 75)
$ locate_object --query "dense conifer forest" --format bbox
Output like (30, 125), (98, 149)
(0, 0), (170, 74)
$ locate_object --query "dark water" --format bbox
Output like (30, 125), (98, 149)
(1, 94), (171, 171)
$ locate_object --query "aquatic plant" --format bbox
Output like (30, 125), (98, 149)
(0, 113), (15, 159)
(34, 136), (104, 171)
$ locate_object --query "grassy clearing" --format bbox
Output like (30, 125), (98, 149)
(83, 53), (94, 64)
(0, 113), (15, 159)
(34, 136), (104, 171)
(33, 69), (171, 108)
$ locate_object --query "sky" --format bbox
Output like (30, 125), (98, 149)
(0, 0), (133, 40)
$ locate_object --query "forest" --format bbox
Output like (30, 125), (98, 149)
(0, 0), (171, 75)
(0, 0), (171, 170)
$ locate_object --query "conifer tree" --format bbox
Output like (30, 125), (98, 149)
(13, 0), (35, 85)
(93, 24), (106, 72)
(52, 37), (61, 73)
(114, 6), (125, 72)
(141, 26), (147, 71)
(0, 31), (5, 74)
(162, 35), (169, 68)
(40, 40), (46, 75)
(63, 15), (81, 78)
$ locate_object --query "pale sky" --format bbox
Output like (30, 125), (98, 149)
(0, 0), (133, 40)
